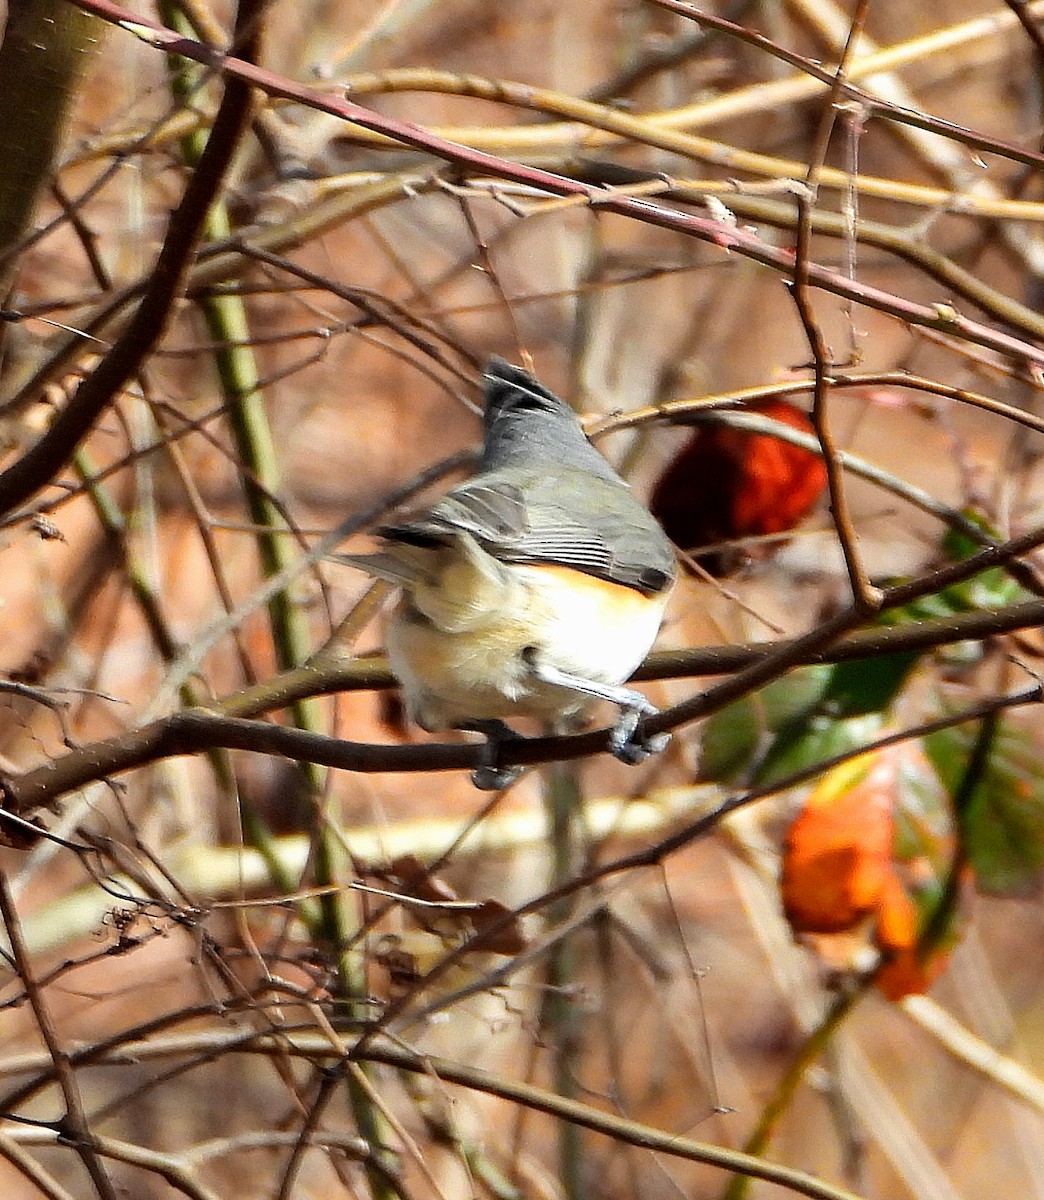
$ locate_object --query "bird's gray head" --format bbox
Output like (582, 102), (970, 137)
(480, 357), (622, 483)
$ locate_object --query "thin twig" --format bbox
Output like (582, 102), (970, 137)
(46, 0), (1044, 374)
(789, 197), (879, 610)
(0, 871), (119, 1200)
(0, 1), (258, 515)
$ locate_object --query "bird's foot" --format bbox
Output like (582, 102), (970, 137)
(609, 698), (670, 765)
(520, 654), (669, 767)
(472, 760), (522, 790)
(460, 720), (523, 790)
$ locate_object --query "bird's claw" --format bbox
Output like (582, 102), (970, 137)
(609, 700), (670, 765)
(463, 720), (523, 790)
(471, 762), (522, 790)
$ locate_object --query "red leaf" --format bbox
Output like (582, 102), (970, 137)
(650, 400), (827, 570)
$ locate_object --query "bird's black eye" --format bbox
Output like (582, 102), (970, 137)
(638, 568), (671, 594)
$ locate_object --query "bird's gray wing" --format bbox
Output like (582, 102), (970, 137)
(379, 470), (674, 595)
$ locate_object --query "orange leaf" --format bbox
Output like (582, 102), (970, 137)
(784, 750), (958, 1000)
(730, 402), (829, 537)
(875, 936), (952, 1002)
(872, 865), (955, 1000)
(873, 869), (918, 954)
(782, 754), (896, 935)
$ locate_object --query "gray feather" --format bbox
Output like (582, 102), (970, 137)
(377, 361), (675, 596)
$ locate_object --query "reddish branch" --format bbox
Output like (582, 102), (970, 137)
(0, 1), (1039, 815)
(46, 0), (1044, 383)
(648, 0), (1044, 173)
(0, 0), (261, 514)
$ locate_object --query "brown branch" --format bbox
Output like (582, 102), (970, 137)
(592, 371), (1044, 440)
(308, 593), (1044, 693)
(374, 681), (1041, 1038)
(5, 488), (1044, 817)
(647, 0), (1044, 172)
(54, 0), (1044, 373)
(0, 709), (481, 816)
(2, 469), (1043, 816)
(0, 871), (118, 1200)
(0, 0), (261, 516)
(803, 0), (870, 187)
(640, 596), (1044, 681)
(3, 586), (1044, 819)
(789, 195), (879, 610)
(640, 510), (1044, 735)
(0, 1026), (868, 1200)
(359, 1049), (864, 1200)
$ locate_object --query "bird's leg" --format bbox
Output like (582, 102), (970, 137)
(522, 655), (670, 765)
(606, 693), (671, 764)
(457, 719), (523, 790)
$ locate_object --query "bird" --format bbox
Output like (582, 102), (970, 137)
(345, 358), (676, 788)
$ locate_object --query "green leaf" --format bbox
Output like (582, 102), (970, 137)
(697, 693), (761, 783)
(819, 651), (919, 717)
(698, 665), (831, 783)
(925, 718), (1044, 896)
(699, 652), (911, 787)
(699, 507), (1027, 790)
(755, 711), (883, 787)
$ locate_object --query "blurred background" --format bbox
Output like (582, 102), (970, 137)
(0, 0), (1043, 1196)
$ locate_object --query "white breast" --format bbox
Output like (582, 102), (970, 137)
(509, 564), (669, 687)
(386, 561), (670, 732)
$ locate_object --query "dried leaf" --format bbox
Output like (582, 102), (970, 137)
(782, 753), (895, 934)
(650, 400), (826, 573)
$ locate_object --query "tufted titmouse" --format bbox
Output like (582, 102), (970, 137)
(347, 358), (676, 788)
